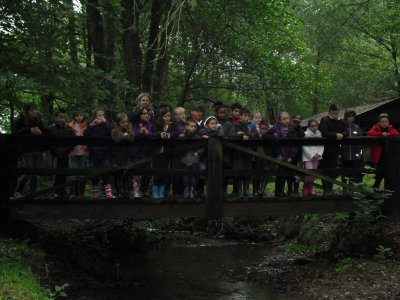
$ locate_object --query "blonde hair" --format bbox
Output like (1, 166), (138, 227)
(174, 107), (185, 115)
(135, 92), (151, 106)
(113, 112), (133, 133)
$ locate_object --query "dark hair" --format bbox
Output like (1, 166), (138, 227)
(240, 107), (251, 115)
(260, 120), (269, 128)
(23, 102), (37, 115)
(378, 113), (390, 121)
(131, 107), (148, 125)
(308, 118), (319, 126)
(54, 108), (67, 117)
(72, 110), (86, 122)
(155, 107), (171, 126)
(231, 103), (242, 111)
(214, 101), (225, 112)
(186, 119), (197, 126)
(92, 108), (105, 122)
(329, 104), (339, 112)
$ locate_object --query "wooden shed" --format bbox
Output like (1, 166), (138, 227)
(302, 97), (400, 132)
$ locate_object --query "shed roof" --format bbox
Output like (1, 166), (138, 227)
(301, 97), (400, 126)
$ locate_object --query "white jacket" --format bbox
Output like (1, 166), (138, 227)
(302, 129), (324, 162)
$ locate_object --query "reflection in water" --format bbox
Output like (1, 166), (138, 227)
(86, 244), (300, 300)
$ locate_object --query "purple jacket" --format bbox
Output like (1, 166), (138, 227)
(173, 120), (186, 136)
(84, 121), (112, 159)
(267, 124), (298, 160)
(130, 121), (153, 158)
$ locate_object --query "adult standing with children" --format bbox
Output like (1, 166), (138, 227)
(319, 104), (347, 195)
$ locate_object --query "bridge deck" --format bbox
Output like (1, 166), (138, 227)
(10, 195), (356, 219)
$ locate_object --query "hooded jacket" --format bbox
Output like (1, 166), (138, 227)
(367, 123), (399, 164)
(340, 109), (363, 161)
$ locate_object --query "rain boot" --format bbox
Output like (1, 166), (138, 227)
(104, 184), (116, 199)
(159, 185), (165, 198)
(152, 185), (159, 199)
(132, 177), (141, 198)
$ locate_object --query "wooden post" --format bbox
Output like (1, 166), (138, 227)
(206, 137), (223, 219)
(384, 137), (400, 215)
(0, 135), (14, 234)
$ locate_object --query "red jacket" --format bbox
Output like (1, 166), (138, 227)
(367, 124), (399, 164)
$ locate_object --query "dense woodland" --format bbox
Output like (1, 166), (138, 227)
(1, 0), (399, 130)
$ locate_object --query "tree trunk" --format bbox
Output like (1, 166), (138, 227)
(142, 0), (163, 93)
(312, 49), (322, 116)
(389, 33), (400, 96)
(86, 0), (105, 71)
(66, 0), (78, 65)
(179, 45), (201, 107)
(121, 0), (143, 106)
(153, 0), (172, 103)
(40, 93), (54, 124)
(103, 1), (116, 72)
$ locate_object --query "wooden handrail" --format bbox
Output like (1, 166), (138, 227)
(2, 134), (393, 147)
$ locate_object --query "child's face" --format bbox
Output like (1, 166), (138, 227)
(329, 110), (339, 120)
(216, 108), (226, 120)
(139, 96), (150, 108)
(55, 113), (67, 125)
(291, 120), (300, 128)
(260, 125), (269, 135)
(346, 115), (355, 124)
(28, 108), (38, 118)
(241, 113), (250, 123)
(379, 117), (389, 128)
(207, 119), (218, 131)
(140, 109), (149, 122)
(96, 110), (105, 121)
(175, 109), (185, 121)
(253, 113), (261, 125)
(162, 112), (171, 124)
(74, 113), (85, 123)
(119, 118), (129, 130)
(232, 108), (240, 118)
(186, 122), (197, 134)
(309, 122), (318, 133)
(191, 109), (202, 121)
(279, 114), (290, 126)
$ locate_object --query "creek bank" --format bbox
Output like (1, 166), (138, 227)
(2, 215), (400, 299)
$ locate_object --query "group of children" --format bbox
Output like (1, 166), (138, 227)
(13, 95), (400, 200)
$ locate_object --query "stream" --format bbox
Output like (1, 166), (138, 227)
(80, 237), (302, 299)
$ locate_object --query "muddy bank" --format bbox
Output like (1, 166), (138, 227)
(3, 215), (400, 299)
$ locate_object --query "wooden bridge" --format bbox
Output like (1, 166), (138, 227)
(1, 134), (400, 227)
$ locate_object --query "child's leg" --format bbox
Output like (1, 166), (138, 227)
(89, 156), (100, 199)
(132, 176), (142, 197)
(54, 156), (69, 197)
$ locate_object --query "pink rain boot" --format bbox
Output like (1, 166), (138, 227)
(104, 184), (116, 199)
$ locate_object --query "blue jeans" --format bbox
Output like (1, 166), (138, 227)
(15, 153), (42, 194)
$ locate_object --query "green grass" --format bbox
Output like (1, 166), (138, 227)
(0, 239), (49, 300)
(0, 262), (49, 300)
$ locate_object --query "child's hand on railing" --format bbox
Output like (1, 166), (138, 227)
(336, 133), (344, 140)
(202, 135), (209, 139)
(30, 127), (42, 135)
(243, 135), (249, 141)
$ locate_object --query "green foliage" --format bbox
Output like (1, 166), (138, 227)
(375, 245), (393, 262)
(1, 0), (399, 131)
(335, 257), (355, 273)
(46, 283), (69, 299)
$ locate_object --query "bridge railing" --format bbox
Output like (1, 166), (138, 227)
(1, 134), (399, 221)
